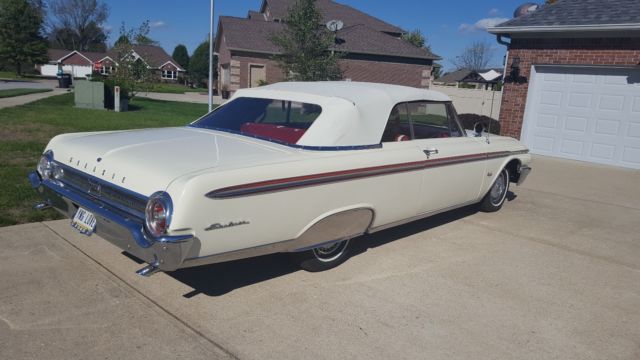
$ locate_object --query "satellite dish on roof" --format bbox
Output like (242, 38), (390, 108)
(514, 3), (540, 18)
(326, 20), (344, 32)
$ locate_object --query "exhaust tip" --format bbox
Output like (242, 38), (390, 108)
(34, 201), (51, 211)
(136, 264), (160, 277)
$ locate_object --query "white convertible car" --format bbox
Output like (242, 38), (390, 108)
(30, 82), (531, 276)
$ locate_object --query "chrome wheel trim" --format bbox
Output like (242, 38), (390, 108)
(490, 170), (508, 206)
(313, 240), (349, 263)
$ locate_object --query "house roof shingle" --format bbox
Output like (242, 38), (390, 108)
(219, 16), (440, 60)
(131, 44), (184, 70)
(263, 0), (404, 34)
(491, 0), (640, 30)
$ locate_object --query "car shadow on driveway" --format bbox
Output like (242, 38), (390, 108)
(165, 200), (493, 297)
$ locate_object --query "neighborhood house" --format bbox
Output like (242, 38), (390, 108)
(215, 0), (440, 93)
(488, 0), (640, 169)
(39, 45), (185, 81)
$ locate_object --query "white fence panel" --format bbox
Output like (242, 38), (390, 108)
(431, 85), (502, 119)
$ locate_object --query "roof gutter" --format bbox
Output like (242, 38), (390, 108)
(488, 23), (640, 34)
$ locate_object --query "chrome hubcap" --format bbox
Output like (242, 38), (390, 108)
(313, 240), (349, 262)
(490, 171), (507, 206)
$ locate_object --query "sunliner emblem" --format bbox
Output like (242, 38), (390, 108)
(205, 220), (250, 231)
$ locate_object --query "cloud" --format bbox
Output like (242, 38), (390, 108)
(149, 21), (166, 29)
(100, 24), (113, 32)
(488, 8), (500, 17)
(459, 17), (510, 33)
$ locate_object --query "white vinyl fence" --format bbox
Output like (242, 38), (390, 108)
(431, 85), (502, 119)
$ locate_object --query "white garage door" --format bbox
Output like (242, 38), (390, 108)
(522, 66), (640, 169)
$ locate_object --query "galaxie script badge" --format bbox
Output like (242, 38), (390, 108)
(205, 220), (250, 231)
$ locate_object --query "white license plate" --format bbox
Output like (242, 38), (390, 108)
(71, 207), (97, 236)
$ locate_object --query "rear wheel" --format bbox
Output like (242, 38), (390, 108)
(480, 168), (509, 212)
(292, 240), (350, 272)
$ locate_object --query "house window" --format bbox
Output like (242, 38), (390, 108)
(162, 70), (177, 79)
(99, 66), (113, 75)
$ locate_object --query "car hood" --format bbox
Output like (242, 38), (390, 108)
(46, 127), (296, 196)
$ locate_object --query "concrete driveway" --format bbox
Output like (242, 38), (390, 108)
(1, 155), (639, 360)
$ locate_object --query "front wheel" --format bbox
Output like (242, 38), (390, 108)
(292, 240), (351, 272)
(480, 168), (510, 212)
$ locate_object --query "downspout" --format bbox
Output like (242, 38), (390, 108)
(496, 35), (511, 84)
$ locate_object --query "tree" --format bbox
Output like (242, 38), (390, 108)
(107, 24), (153, 100)
(114, 21), (158, 46)
(270, 0), (342, 81)
(133, 20), (158, 45)
(189, 40), (213, 87)
(402, 29), (431, 51)
(0, 0), (48, 75)
(48, 0), (109, 51)
(451, 41), (493, 71)
(172, 44), (190, 72)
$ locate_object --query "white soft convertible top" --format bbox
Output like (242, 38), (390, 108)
(231, 81), (451, 147)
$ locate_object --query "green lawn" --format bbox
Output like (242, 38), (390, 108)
(0, 93), (209, 226)
(147, 83), (207, 94)
(0, 71), (43, 80)
(0, 88), (52, 98)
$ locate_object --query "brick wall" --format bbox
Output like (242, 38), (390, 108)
(340, 59), (431, 88)
(234, 55), (285, 88)
(499, 37), (640, 138)
(223, 53), (432, 91)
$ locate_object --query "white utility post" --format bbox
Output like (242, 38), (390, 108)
(114, 86), (121, 112)
(208, 0), (215, 112)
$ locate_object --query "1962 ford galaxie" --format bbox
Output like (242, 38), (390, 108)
(30, 82), (531, 276)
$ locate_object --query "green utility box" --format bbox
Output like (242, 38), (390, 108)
(74, 80), (105, 110)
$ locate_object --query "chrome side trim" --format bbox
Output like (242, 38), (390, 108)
(207, 150), (530, 199)
(30, 171), (193, 271)
(181, 208), (374, 268)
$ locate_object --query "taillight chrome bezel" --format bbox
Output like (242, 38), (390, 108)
(144, 191), (173, 238)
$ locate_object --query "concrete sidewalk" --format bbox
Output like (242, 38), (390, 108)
(1, 155), (639, 359)
(0, 88), (69, 109)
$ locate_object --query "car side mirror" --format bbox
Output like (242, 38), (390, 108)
(473, 122), (485, 137)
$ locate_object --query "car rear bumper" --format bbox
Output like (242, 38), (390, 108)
(29, 171), (193, 271)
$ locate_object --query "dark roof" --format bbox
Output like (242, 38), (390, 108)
(219, 16), (283, 54)
(248, 10), (265, 21)
(435, 68), (503, 84)
(218, 16), (439, 60)
(47, 49), (114, 63)
(332, 24), (439, 60)
(436, 69), (474, 84)
(493, 0), (640, 29)
(131, 45), (184, 70)
(263, 0), (404, 34)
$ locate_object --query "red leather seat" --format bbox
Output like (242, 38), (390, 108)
(240, 123), (306, 144)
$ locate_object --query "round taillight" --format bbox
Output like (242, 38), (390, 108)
(145, 192), (173, 237)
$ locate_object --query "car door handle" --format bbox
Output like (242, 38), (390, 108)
(423, 148), (439, 158)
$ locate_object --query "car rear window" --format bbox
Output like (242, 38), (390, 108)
(192, 97), (323, 145)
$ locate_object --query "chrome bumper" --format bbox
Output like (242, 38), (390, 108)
(517, 165), (532, 186)
(29, 172), (193, 272)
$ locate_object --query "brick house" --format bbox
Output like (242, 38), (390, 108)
(488, 0), (640, 169)
(215, 0), (439, 92)
(40, 45), (185, 81)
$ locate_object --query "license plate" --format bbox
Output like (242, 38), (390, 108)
(71, 207), (97, 236)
